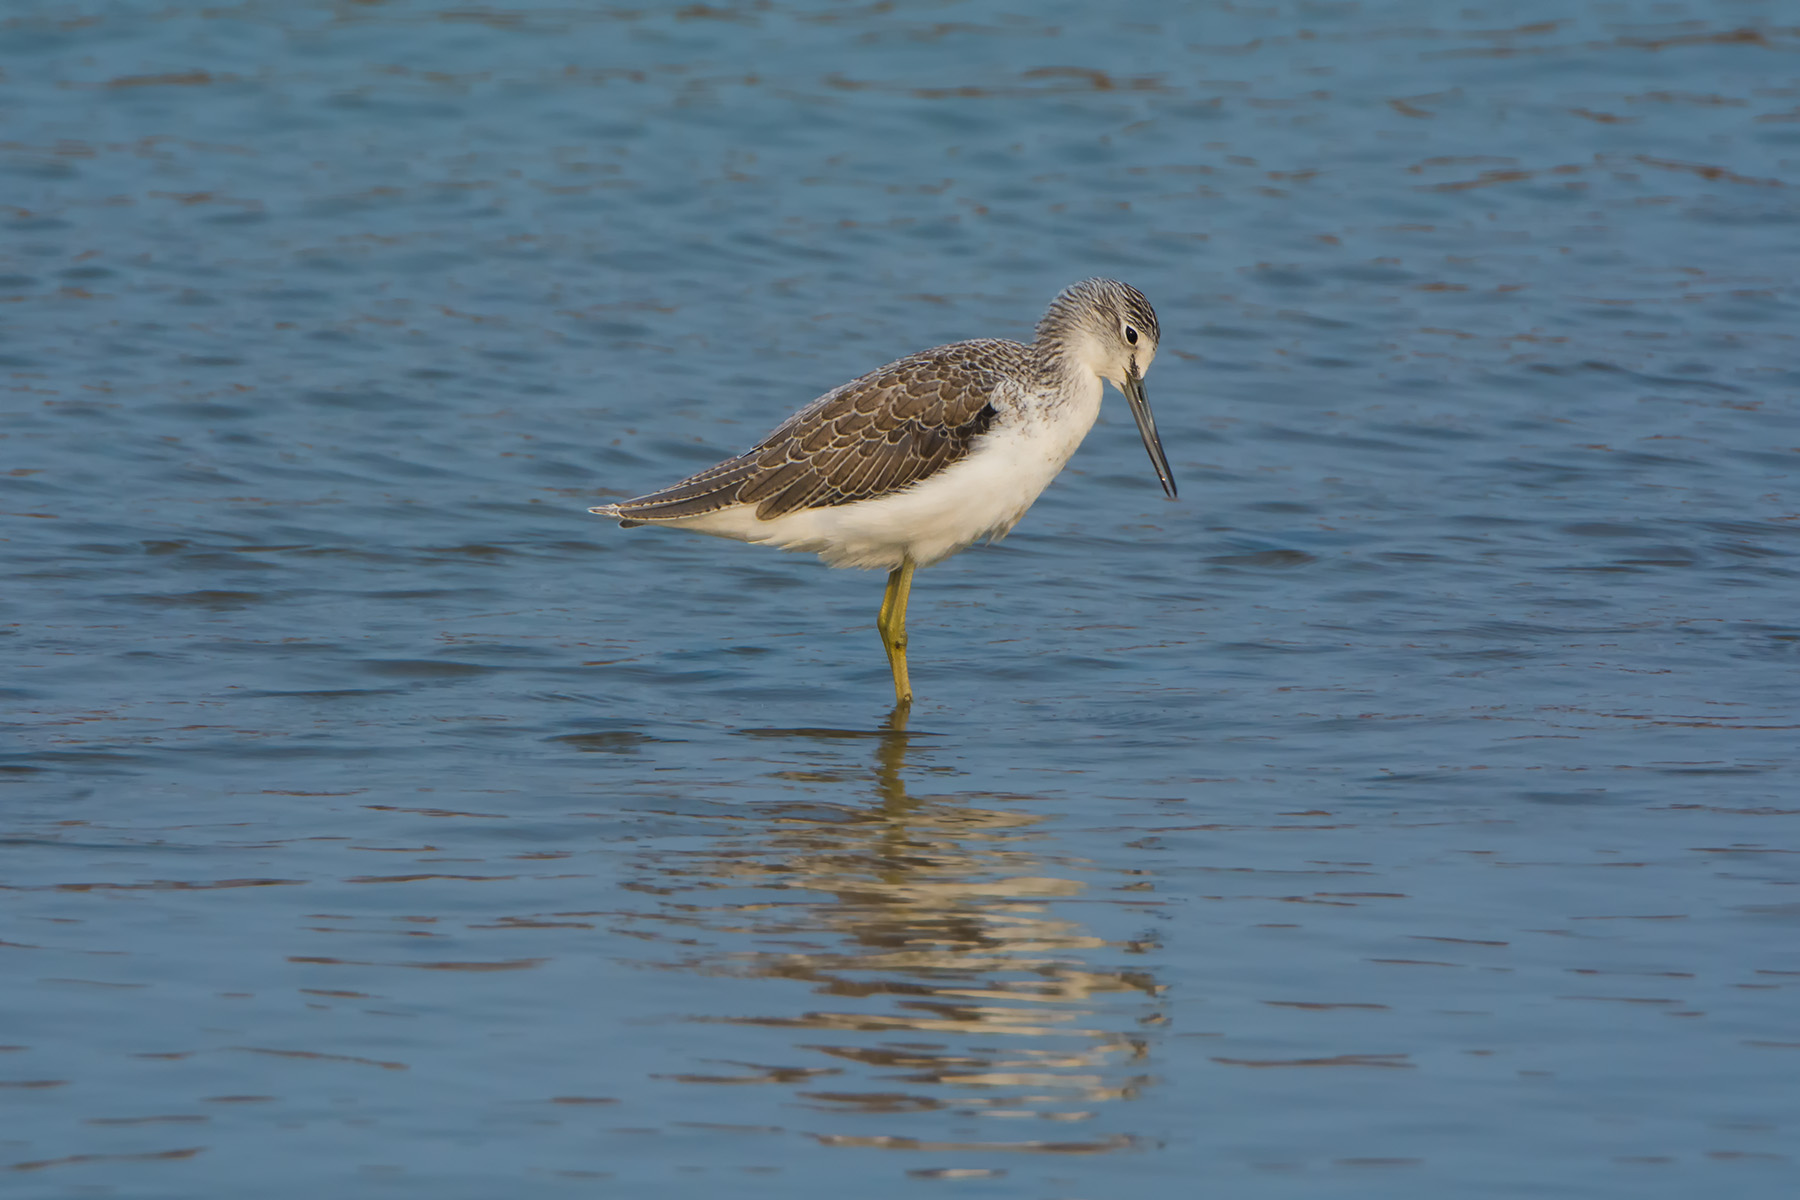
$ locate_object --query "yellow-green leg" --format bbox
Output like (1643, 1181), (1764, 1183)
(877, 558), (916, 707)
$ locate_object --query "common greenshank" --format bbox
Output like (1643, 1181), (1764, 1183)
(591, 278), (1175, 706)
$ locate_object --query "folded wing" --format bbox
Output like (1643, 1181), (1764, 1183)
(602, 340), (1018, 525)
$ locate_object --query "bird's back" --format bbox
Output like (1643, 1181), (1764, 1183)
(601, 338), (1030, 526)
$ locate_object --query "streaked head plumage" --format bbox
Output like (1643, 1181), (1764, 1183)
(1035, 277), (1160, 385)
(1033, 278), (1174, 500)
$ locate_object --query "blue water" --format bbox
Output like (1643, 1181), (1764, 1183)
(4, 1), (1798, 1196)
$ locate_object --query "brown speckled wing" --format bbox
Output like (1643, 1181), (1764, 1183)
(609, 339), (1020, 524)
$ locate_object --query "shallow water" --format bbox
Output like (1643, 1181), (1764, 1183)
(4, 0), (1799, 1196)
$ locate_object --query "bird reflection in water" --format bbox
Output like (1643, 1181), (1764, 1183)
(623, 704), (1166, 1153)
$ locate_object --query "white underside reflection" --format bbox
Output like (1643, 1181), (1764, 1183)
(615, 712), (1166, 1153)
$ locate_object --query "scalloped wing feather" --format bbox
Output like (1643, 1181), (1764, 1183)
(604, 339), (1019, 524)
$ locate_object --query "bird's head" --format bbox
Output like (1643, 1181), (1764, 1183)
(1036, 278), (1175, 499)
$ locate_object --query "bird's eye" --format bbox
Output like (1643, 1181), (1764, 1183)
(1124, 325), (1139, 346)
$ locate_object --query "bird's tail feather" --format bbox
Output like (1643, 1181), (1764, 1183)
(589, 458), (758, 525)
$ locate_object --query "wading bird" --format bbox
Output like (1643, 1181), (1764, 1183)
(591, 278), (1175, 706)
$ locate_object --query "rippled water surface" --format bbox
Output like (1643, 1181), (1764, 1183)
(4, 1), (1799, 1196)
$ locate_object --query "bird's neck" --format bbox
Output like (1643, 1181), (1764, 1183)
(1021, 337), (1106, 429)
(1027, 325), (1105, 396)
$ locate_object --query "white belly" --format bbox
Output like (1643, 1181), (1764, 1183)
(667, 383), (1104, 571)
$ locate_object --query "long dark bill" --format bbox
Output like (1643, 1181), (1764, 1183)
(1123, 367), (1177, 499)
